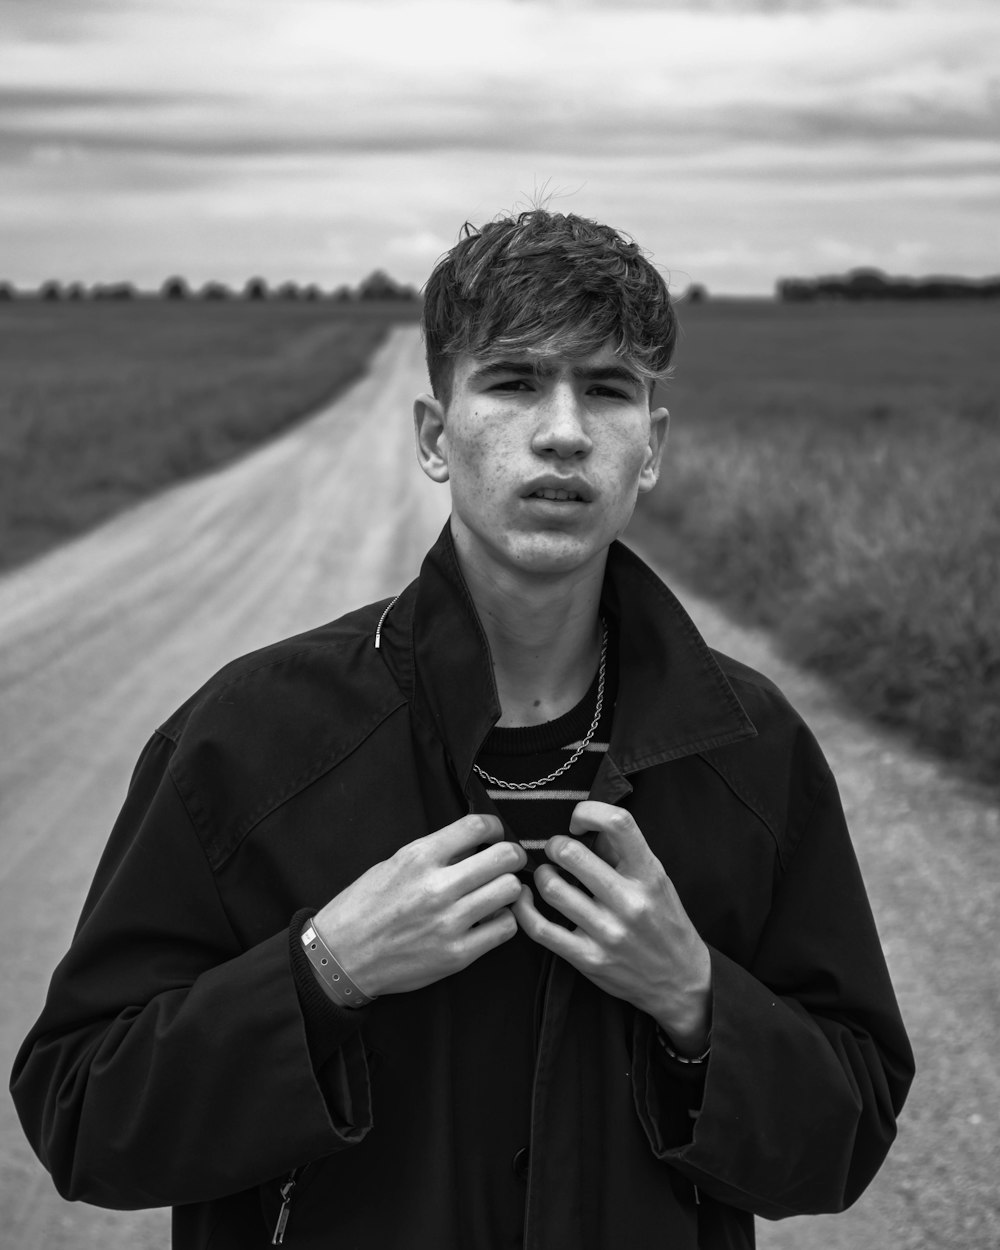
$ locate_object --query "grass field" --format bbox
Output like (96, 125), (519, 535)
(3, 297), (997, 786)
(637, 299), (1000, 787)
(0, 298), (419, 574)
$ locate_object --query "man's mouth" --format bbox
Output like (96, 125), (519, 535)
(531, 488), (584, 502)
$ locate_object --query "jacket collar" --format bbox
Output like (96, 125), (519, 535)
(379, 522), (756, 793)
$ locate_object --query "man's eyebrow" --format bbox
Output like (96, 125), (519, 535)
(467, 360), (643, 389)
(466, 360), (538, 384)
(571, 364), (644, 389)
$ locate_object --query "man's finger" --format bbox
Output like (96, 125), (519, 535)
(545, 836), (628, 910)
(567, 801), (656, 874)
(446, 838), (527, 894)
(455, 871), (526, 929)
(423, 813), (505, 863)
(455, 907), (519, 964)
(533, 863), (604, 936)
(512, 885), (587, 964)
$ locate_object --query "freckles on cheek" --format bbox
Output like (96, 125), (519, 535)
(619, 438), (651, 479)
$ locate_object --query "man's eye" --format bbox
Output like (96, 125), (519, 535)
(592, 386), (628, 400)
(492, 379), (532, 392)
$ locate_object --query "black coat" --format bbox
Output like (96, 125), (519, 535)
(11, 525), (914, 1249)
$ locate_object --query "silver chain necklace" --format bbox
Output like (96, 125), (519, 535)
(473, 619), (608, 792)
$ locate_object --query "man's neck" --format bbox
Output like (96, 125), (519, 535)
(454, 539), (607, 728)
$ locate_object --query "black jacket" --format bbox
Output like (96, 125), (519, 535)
(11, 525), (914, 1249)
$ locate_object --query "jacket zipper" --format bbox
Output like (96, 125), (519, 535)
(271, 1167), (302, 1245)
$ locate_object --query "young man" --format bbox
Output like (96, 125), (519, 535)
(12, 210), (913, 1249)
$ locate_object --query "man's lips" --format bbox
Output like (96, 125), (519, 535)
(522, 478), (593, 503)
(530, 487), (585, 502)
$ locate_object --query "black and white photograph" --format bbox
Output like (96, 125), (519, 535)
(2, 1), (998, 1246)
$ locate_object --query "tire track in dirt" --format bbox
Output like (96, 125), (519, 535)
(2, 327), (996, 1247)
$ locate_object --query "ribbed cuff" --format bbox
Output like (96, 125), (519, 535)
(289, 909), (370, 1071)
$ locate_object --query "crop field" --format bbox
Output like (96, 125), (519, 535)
(0, 298), (418, 574)
(2, 296), (997, 787)
(637, 299), (1000, 787)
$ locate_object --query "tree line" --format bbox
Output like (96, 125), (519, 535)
(0, 269), (420, 302)
(777, 268), (1000, 302)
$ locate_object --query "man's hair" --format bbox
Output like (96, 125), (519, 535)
(421, 209), (678, 407)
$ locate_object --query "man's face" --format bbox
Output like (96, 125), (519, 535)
(415, 342), (668, 583)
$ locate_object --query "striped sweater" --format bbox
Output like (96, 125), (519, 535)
(476, 636), (617, 870)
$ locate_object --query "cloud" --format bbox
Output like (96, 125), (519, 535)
(386, 230), (453, 264)
(3, 73), (996, 170)
(3, 0), (997, 164)
(1, 0), (998, 289)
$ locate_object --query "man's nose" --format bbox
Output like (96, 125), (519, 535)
(531, 386), (592, 458)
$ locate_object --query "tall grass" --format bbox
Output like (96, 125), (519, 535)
(0, 299), (418, 574)
(636, 301), (1000, 786)
(6, 298), (998, 785)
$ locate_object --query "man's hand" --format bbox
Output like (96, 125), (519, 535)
(313, 814), (526, 998)
(512, 801), (712, 1054)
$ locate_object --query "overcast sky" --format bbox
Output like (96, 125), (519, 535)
(2, 0), (998, 294)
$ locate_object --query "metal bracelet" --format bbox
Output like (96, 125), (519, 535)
(656, 1028), (711, 1065)
(301, 922), (376, 1008)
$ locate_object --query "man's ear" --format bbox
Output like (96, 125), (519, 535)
(414, 393), (450, 483)
(637, 406), (669, 495)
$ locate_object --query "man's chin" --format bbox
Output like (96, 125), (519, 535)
(451, 519), (614, 584)
(502, 531), (610, 578)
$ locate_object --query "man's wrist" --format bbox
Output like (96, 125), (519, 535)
(649, 944), (713, 1056)
(301, 920), (376, 1009)
(655, 1024), (711, 1065)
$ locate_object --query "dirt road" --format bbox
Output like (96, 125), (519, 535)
(2, 326), (997, 1247)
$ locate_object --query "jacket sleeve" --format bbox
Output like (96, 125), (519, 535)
(632, 767), (914, 1218)
(9, 730), (372, 1210)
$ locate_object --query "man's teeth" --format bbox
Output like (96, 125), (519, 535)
(534, 488), (581, 501)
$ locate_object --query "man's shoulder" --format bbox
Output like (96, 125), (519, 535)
(711, 650), (794, 720)
(155, 598), (408, 867)
(159, 598), (398, 739)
